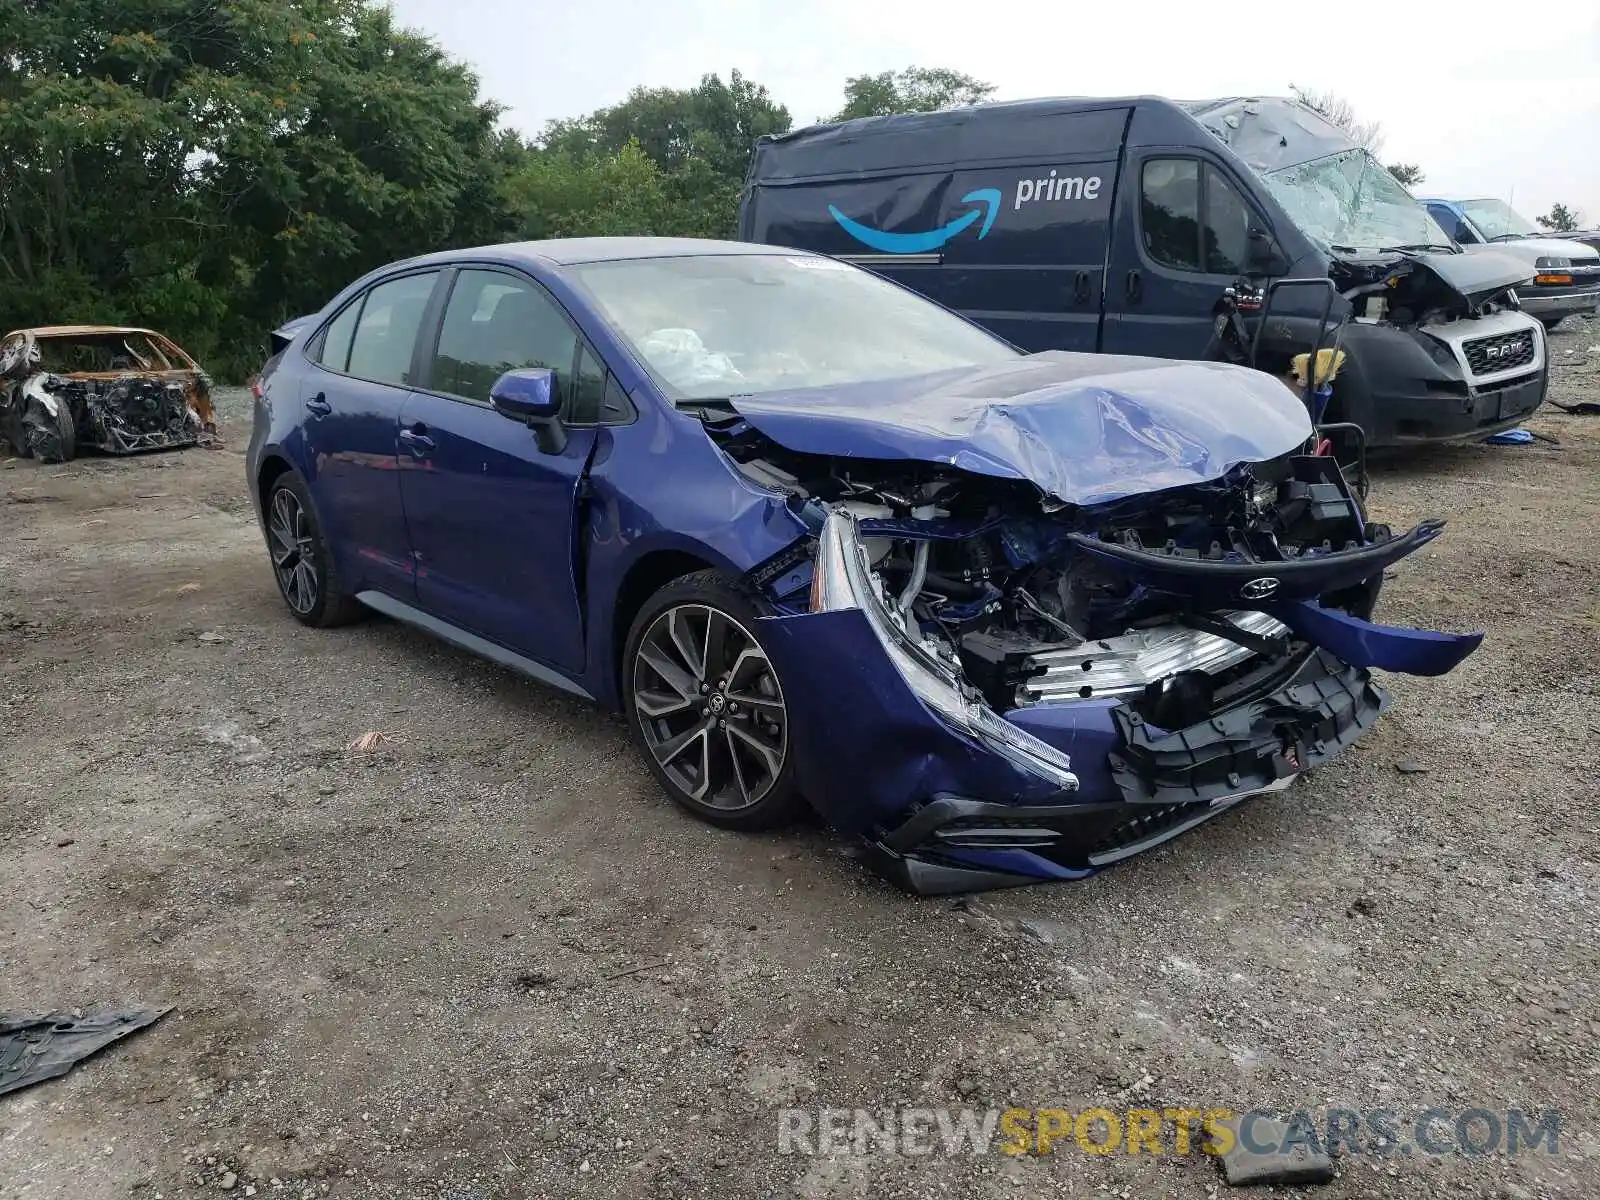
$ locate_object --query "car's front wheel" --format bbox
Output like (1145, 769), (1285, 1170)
(624, 571), (805, 830)
(263, 469), (362, 628)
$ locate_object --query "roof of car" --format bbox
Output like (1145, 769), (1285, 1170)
(7, 325), (166, 339)
(405, 237), (797, 269)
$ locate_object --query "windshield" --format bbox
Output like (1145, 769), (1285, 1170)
(566, 253), (1018, 401)
(1457, 198), (1539, 240)
(1263, 148), (1456, 253)
(36, 333), (177, 374)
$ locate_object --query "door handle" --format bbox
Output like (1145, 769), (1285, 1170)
(398, 423), (435, 454)
(304, 393), (332, 417)
(1126, 270), (1143, 304)
(1073, 270), (1092, 305)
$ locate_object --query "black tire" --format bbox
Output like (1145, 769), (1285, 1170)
(623, 569), (806, 831)
(22, 392), (75, 463)
(262, 469), (363, 628)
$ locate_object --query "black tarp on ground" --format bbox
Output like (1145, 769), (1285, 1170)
(0, 1008), (170, 1098)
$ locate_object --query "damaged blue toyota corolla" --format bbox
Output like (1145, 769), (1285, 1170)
(247, 238), (1482, 894)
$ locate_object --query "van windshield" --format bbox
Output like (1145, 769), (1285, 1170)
(567, 253), (1019, 401)
(1262, 148), (1456, 254)
(1457, 198), (1540, 241)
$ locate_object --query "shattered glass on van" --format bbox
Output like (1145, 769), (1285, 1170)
(1183, 97), (1454, 253)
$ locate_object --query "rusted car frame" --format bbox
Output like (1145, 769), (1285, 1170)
(0, 325), (215, 462)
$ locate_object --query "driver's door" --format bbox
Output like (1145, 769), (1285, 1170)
(1101, 153), (1273, 359)
(397, 267), (599, 672)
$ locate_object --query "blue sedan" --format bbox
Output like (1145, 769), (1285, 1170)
(248, 238), (1480, 894)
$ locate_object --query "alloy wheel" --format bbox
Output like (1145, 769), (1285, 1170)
(267, 487), (319, 615)
(632, 604), (788, 811)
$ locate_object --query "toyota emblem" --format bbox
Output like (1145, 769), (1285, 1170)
(1240, 577), (1280, 600)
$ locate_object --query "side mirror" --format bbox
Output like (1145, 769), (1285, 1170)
(1246, 227), (1289, 275)
(490, 367), (566, 454)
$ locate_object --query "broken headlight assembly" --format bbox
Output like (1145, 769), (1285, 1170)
(809, 506), (1080, 792)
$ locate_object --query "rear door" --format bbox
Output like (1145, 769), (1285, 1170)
(298, 269), (441, 599)
(396, 266), (601, 672)
(1101, 153), (1270, 359)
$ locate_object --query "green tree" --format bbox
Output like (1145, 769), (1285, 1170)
(536, 70), (789, 238)
(1387, 163), (1425, 188)
(0, 0), (515, 378)
(505, 141), (680, 239)
(1536, 203), (1582, 232)
(833, 67), (995, 121)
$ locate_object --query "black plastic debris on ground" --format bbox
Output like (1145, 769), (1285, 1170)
(0, 1008), (171, 1098)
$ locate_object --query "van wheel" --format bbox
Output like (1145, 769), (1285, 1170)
(624, 571), (806, 830)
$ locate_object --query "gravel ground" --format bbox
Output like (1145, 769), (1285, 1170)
(2, 320), (1598, 1200)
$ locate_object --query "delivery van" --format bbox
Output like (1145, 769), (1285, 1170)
(739, 96), (1548, 447)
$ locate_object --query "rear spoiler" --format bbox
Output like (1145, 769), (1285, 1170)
(268, 314), (317, 357)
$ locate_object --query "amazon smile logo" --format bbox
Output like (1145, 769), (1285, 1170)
(828, 188), (1002, 254)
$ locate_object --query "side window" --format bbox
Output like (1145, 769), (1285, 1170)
(1203, 168), (1254, 274)
(570, 342), (607, 425)
(431, 269), (578, 406)
(314, 299), (362, 374)
(345, 271), (439, 386)
(601, 375), (636, 424)
(1141, 159), (1202, 271)
(1429, 204), (1473, 244)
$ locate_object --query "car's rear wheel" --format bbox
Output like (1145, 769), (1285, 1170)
(624, 571), (805, 830)
(264, 470), (362, 628)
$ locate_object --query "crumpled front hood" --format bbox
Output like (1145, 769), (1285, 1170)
(1403, 250), (1532, 302)
(727, 352), (1314, 507)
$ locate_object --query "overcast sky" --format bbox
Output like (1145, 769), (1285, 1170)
(390, 0), (1600, 225)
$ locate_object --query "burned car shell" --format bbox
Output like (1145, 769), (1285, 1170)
(0, 326), (215, 462)
(248, 239), (1482, 895)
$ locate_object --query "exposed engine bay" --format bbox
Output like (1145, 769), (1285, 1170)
(724, 424), (1383, 731)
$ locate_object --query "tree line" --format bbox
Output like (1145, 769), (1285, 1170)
(0, 0), (998, 379)
(1, 3), (1584, 381)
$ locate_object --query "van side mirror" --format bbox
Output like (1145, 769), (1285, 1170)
(490, 367), (567, 454)
(1246, 226), (1289, 275)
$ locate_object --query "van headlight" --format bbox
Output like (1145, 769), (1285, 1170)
(811, 508), (1080, 791)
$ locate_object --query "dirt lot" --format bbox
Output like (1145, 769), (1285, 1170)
(3, 323), (1598, 1200)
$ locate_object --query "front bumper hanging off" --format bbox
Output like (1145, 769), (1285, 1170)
(757, 508), (1480, 895)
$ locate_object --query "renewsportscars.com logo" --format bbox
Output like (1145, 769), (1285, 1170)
(828, 170), (1104, 254)
(776, 1106), (1563, 1159)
